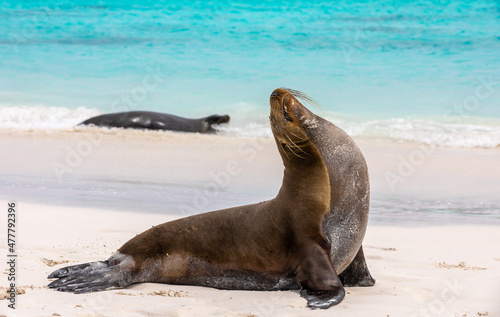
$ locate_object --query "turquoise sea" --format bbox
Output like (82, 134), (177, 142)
(1, 0), (500, 147)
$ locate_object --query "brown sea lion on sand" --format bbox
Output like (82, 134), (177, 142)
(281, 89), (375, 287)
(78, 111), (230, 134)
(48, 88), (374, 309)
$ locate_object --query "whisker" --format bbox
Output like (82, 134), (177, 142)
(282, 144), (291, 160)
(277, 130), (292, 160)
(281, 88), (321, 110)
(289, 143), (310, 157)
(286, 143), (308, 159)
(287, 129), (308, 141)
(280, 133), (307, 159)
(285, 134), (310, 157)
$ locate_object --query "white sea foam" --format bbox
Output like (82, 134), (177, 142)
(0, 105), (101, 130)
(219, 110), (500, 148)
(214, 102), (273, 138)
(329, 116), (500, 149)
(1, 104), (499, 148)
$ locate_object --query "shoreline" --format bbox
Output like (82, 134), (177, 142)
(1, 129), (499, 224)
(1, 125), (500, 149)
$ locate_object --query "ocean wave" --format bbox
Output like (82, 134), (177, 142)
(0, 105), (100, 130)
(218, 110), (500, 149)
(1, 104), (499, 149)
(333, 116), (500, 149)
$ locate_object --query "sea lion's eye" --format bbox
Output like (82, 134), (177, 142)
(282, 95), (294, 122)
(283, 105), (293, 122)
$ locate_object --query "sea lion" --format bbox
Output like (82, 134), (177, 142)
(283, 89), (376, 288)
(275, 89), (375, 286)
(48, 88), (374, 309)
(78, 111), (230, 134)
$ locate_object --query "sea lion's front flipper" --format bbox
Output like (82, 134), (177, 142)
(300, 288), (345, 309)
(338, 245), (375, 287)
(297, 245), (346, 309)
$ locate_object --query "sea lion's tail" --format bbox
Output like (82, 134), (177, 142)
(47, 252), (134, 293)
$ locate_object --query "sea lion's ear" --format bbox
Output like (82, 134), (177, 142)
(206, 115), (230, 125)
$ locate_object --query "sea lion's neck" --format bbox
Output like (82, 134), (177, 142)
(276, 141), (330, 220)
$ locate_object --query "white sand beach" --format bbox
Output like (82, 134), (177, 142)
(3, 0), (500, 315)
(1, 129), (499, 316)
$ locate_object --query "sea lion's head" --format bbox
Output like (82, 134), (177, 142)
(269, 88), (319, 160)
(203, 114), (230, 133)
(269, 88), (330, 213)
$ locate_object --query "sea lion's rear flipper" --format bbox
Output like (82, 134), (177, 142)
(48, 254), (134, 293)
(338, 245), (375, 287)
(297, 245), (346, 309)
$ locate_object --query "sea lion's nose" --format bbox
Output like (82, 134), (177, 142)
(270, 91), (280, 98)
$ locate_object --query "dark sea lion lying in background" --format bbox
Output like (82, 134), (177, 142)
(48, 88), (374, 309)
(78, 111), (230, 133)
